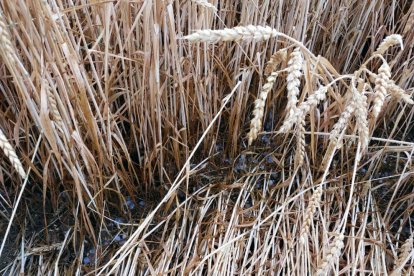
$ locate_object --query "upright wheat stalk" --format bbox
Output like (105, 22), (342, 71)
(0, 129), (26, 179)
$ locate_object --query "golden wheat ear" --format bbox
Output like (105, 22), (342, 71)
(247, 49), (287, 145)
(0, 129), (26, 179)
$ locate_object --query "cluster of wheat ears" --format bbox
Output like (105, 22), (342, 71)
(1, 1), (414, 273)
(182, 25), (413, 274)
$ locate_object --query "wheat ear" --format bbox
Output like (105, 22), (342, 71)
(372, 63), (391, 119)
(47, 85), (64, 127)
(389, 236), (413, 276)
(264, 48), (288, 75)
(279, 85), (328, 133)
(0, 129), (26, 179)
(0, 14), (16, 63)
(247, 71), (278, 145)
(321, 101), (355, 169)
(192, 0), (217, 11)
(316, 233), (345, 275)
(299, 186), (322, 243)
(183, 25), (281, 42)
(353, 88), (369, 153)
(285, 48), (304, 118)
(294, 117), (306, 167)
(374, 34), (404, 55)
(386, 80), (414, 104)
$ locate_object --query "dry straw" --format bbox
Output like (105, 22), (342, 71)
(0, 129), (26, 179)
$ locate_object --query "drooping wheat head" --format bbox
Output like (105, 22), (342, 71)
(285, 48), (304, 118)
(0, 128), (26, 179)
(316, 233), (345, 275)
(300, 186), (323, 243)
(374, 34), (403, 55)
(372, 63), (391, 119)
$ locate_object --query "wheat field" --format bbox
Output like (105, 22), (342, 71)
(0, 0), (413, 275)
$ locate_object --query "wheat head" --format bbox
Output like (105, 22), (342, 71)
(265, 48), (288, 75)
(0, 14), (16, 64)
(299, 186), (323, 243)
(285, 48), (304, 118)
(372, 63), (391, 119)
(183, 25), (281, 42)
(389, 236), (413, 276)
(247, 71), (278, 145)
(374, 34), (403, 55)
(192, 0), (217, 11)
(0, 128), (26, 179)
(317, 233), (345, 275)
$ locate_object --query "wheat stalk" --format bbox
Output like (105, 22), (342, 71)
(316, 233), (345, 275)
(247, 71), (278, 145)
(372, 63), (391, 119)
(299, 186), (323, 243)
(374, 34), (403, 55)
(191, 0), (217, 11)
(285, 48), (304, 118)
(0, 128), (26, 179)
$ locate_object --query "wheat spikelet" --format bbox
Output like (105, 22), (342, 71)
(389, 236), (413, 276)
(285, 48), (304, 118)
(192, 0), (217, 11)
(299, 186), (322, 243)
(183, 25), (280, 43)
(374, 34), (404, 55)
(372, 63), (391, 119)
(247, 71), (279, 145)
(316, 233), (345, 275)
(0, 14), (16, 63)
(279, 86), (328, 133)
(0, 128), (26, 179)
(264, 48), (287, 76)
